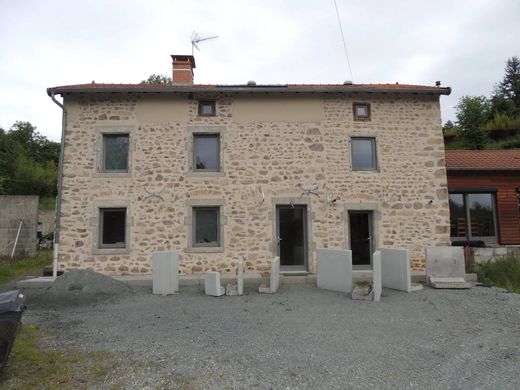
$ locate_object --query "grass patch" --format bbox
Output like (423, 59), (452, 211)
(0, 250), (52, 286)
(0, 324), (118, 389)
(38, 197), (55, 211)
(469, 255), (520, 293)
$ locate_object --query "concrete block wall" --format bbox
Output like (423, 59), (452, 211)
(0, 195), (38, 257)
(472, 246), (520, 263)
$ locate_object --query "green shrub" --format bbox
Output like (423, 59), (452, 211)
(470, 255), (520, 293)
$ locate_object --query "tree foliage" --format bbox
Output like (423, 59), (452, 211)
(0, 121), (59, 197)
(140, 74), (173, 85)
(455, 96), (491, 150)
(491, 56), (520, 118)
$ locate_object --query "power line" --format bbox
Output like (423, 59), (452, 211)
(333, 0), (354, 81)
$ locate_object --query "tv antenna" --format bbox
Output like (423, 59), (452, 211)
(191, 31), (218, 55)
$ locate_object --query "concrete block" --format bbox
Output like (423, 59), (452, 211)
(259, 257), (280, 294)
(152, 251), (179, 295)
(426, 246), (465, 279)
(372, 251), (382, 302)
(205, 272), (225, 296)
(316, 249), (352, 293)
(474, 247), (493, 257)
(429, 277), (471, 289)
(381, 248), (412, 292)
(494, 247), (507, 256)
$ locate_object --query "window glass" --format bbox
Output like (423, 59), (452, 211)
(199, 101), (215, 116)
(194, 134), (219, 170)
(468, 193), (496, 237)
(355, 105), (368, 117)
(351, 138), (376, 170)
(101, 208), (126, 247)
(194, 207), (219, 246)
(104, 135), (129, 171)
(449, 194), (466, 238)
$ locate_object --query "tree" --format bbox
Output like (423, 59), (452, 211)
(140, 74), (173, 85)
(0, 121), (59, 196)
(455, 96), (491, 150)
(442, 120), (457, 134)
(491, 56), (520, 117)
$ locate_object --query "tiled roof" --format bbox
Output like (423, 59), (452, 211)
(47, 83), (451, 96)
(445, 150), (520, 170)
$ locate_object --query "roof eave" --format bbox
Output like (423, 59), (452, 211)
(47, 86), (452, 96)
(447, 167), (520, 172)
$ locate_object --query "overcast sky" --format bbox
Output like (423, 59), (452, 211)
(0, 0), (518, 141)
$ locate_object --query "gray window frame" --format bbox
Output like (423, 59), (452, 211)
(102, 133), (130, 173)
(99, 207), (127, 249)
(350, 136), (378, 171)
(193, 133), (221, 172)
(353, 102), (371, 121)
(198, 100), (216, 116)
(192, 206), (221, 248)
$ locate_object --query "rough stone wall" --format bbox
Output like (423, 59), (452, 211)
(0, 195), (38, 257)
(58, 93), (450, 275)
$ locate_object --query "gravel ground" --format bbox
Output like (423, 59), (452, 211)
(21, 283), (520, 390)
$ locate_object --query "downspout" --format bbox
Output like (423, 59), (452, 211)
(48, 90), (66, 279)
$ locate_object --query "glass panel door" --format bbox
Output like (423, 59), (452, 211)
(467, 193), (496, 240)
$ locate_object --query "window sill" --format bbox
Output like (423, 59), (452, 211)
(93, 172), (132, 178)
(185, 246), (225, 253)
(186, 171), (226, 177)
(92, 247), (130, 255)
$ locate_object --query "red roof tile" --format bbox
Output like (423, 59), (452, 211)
(445, 150), (520, 170)
(47, 83), (451, 96)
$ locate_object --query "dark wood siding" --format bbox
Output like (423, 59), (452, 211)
(447, 171), (520, 244)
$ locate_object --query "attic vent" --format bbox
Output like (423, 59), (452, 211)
(247, 80), (257, 86)
(343, 80), (353, 85)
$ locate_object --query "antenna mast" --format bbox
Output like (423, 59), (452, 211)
(190, 31), (218, 55)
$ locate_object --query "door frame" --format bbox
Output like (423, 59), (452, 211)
(343, 202), (381, 270)
(270, 198), (312, 273)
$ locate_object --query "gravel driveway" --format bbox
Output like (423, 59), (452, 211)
(22, 283), (520, 389)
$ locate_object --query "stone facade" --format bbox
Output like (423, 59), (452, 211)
(57, 92), (450, 275)
(0, 195), (38, 257)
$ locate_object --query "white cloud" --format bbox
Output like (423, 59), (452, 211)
(0, 0), (518, 140)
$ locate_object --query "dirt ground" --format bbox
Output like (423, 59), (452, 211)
(10, 282), (520, 389)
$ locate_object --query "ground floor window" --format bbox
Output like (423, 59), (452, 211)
(193, 206), (220, 247)
(449, 192), (497, 243)
(99, 208), (127, 248)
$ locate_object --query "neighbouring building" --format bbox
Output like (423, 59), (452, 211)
(47, 55), (451, 275)
(446, 150), (520, 246)
(0, 195), (38, 257)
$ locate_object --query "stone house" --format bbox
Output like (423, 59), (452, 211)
(47, 55), (451, 275)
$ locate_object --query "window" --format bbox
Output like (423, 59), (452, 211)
(198, 101), (216, 116)
(353, 103), (370, 120)
(449, 192), (497, 242)
(351, 137), (377, 171)
(99, 208), (126, 248)
(193, 207), (220, 247)
(193, 134), (220, 171)
(103, 134), (129, 172)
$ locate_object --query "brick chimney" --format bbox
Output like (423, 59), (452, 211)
(171, 55), (196, 84)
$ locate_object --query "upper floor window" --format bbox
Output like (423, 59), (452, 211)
(353, 103), (371, 121)
(103, 134), (129, 172)
(194, 134), (220, 171)
(351, 137), (377, 171)
(198, 101), (216, 116)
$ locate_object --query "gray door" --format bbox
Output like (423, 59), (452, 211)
(276, 205), (308, 271)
